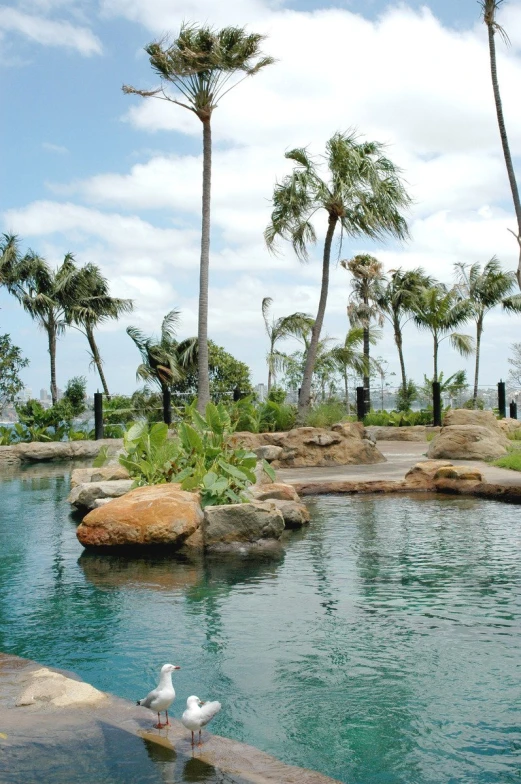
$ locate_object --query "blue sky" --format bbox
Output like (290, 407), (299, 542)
(2, 0), (521, 400)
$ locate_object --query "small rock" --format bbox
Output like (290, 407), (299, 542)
(434, 466), (483, 481)
(68, 480), (134, 510)
(269, 499), (310, 528)
(254, 445), (283, 462)
(203, 502), (285, 547)
(250, 482), (300, 502)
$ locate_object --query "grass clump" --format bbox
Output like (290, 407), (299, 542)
(303, 401), (352, 428)
(492, 452), (521, 471)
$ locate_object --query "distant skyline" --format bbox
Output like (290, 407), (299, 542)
(2, 0), (521, 396)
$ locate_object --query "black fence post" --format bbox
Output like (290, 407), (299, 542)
(364, 386), (371, 416)
(356, 386), (365, 421)
(162, 388), (172, 426)
(94, 392), (104, 440)
(509, 400), (517, 420)
(498, 380), (506, 418)
(432, 382), (442, 427)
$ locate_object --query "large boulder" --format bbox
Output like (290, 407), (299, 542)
(442, 408), (502, 433)
(231, 422), (385, 468)
(427, 424), (509, 460)
(250, 482), (300, 502)
(203, 502), (284, 547)
(68, 480), (134, 510)
(269, 499), (310, 528)
(76, 484), (203, 548)
(15, 438), (123, 462)
(498, 417), (521, 437)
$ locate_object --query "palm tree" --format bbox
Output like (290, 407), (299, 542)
(0, 234), (38, 296)
(6, 251), (90, 404)
(67, 264), (134, 399)
(481, 1), (521, 289)
(262, 298), (314, 393)
(342, 254), (385, 411)
(127, 309), (197, 395)
(330, 327), (376, 414)
(375, 267), (434, 395)
(454, 258), (521, 406)
(124, 25), (274, 413)
(412, 284), (474, 383)
(265, 132), (410, 422)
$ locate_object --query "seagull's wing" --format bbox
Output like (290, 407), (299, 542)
(139, 686), (161, 708)
(199, 701), (221, 726)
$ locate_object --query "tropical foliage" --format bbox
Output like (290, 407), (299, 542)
(0, 334), (29, 413)
(265, 131), (410, 422)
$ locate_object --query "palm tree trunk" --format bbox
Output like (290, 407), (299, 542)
(433, 334), (439, 383)
(486, 18), (521, 289)
(297, 214), (337, 423)
(86, 325), (110, 399)
(197, 116), (212, 413)
(48, 324), (58, 405)
(394, 323), (407, 392)
(344, 369), (350, 414)
(473, 319), (483, 407)
(363, 322), (370, 410)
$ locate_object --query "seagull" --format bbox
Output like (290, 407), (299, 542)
(137, 663), (180, 729)
(182, 695), (221, 746)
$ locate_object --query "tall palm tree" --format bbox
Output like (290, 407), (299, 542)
(374, 267), (434, 395)
(262, 297), (314, 393)
(343, 254), (385, 411)
(68, 264), (134, 399)
(412, 284), (474, 383)
(124, 25), (274, 413)
(454, 258), (521, 406)
(7, 252), (90, 404)
(0, 234), (38, 295)
(330, 327), (376, 414)
(481, 1), (521, 289)
(127, 309), (197, 395)
(265, 132), (410, 422)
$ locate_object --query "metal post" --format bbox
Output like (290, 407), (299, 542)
(364, 386), (371, 416)
(498, 380), (506, 419)
(94, 392), (104, 440)
(510, 400), (517, 420)
(162, 388), (172, 425)
(432, 382), (442, 427)
(356, 386), (365, 421)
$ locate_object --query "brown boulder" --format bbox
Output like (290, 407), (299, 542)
(230, 424), (384, 468)
(70, 465), (129, 488)
(434, 465), (483, 481)
(498, 417), (521, 436)
(427, 425), (509, 460)
(442, 408), (502, 433)
(250, 482), (300, 502)
(269, 499), (310, 527)
(203, 502), (285, 547)
(76, 484), (203, 548)
(365, 425), (436, 442)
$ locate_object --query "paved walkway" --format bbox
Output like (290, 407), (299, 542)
(278, 440), (521, 486)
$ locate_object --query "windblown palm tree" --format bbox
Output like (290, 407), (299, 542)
(127, 309), (197, 395)
(412, 285), (474, 383)
(330, 327), (377, 414)
(265, 132), (410, 422)
(124, 25), (274, 412)
(374, 267), (434, 395)
(454, 258), (521, 406)
(68, 264), (134, 399)
(262, 297), (314, 393)
(343, 254), (385, 411)
(4, 250), (90, 404)
(481, 1), (521, 289)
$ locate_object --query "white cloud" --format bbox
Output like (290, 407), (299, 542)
(42, 141), (69, 154)
(0, 6), (102, 55)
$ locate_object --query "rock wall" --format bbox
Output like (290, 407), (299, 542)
(0, 438), (123, 466)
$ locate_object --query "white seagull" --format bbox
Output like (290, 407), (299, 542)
(182, 695), (221, 746)
(137, 663), (180, 729)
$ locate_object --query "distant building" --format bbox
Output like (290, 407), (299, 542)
(40, 388), (50, 401)
(255, 383), (267, 402)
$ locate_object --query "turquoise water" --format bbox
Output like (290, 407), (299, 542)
(1, 465), (521, 783)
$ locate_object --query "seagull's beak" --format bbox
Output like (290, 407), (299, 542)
(199, 700), (206, 705)
(173, 666), (181, 670)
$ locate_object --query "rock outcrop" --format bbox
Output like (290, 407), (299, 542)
(498, 417), (521, 436)
(203, 502), (285, 548)
(231, 422), (385, 468)
(15, 667), (106, 708)
(15, 438), (124, 462)
(269, 499), (310, 527)
(365, 425), (439, 442)
(68, 480), (134, 510)
(70, 465), (130, 488)
(427, 409), (510, 460)
(76, 484), (203, 548)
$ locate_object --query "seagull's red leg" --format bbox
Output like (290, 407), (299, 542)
(154, 712), (165, 729)
(165, 709), (170, 726)
(191, 730), (195, 746)
(198, 729), (202, 746)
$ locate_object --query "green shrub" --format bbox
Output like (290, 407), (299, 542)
(267, 386), (286, 404)
(363, 409), (433, 427)
(96, 402), (274, 507)
(508, 429), (521, 441)
(304, 401), (348, 428)
(259, 401), (297, 432)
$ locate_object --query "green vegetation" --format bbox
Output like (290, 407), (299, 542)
(0, 334), (29, 413)
(96, 402), (275, 506)
(492, 452), (521, 472)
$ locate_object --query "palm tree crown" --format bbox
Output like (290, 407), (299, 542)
(265, 131), (410, 421)
(455, 257), (521, 404)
